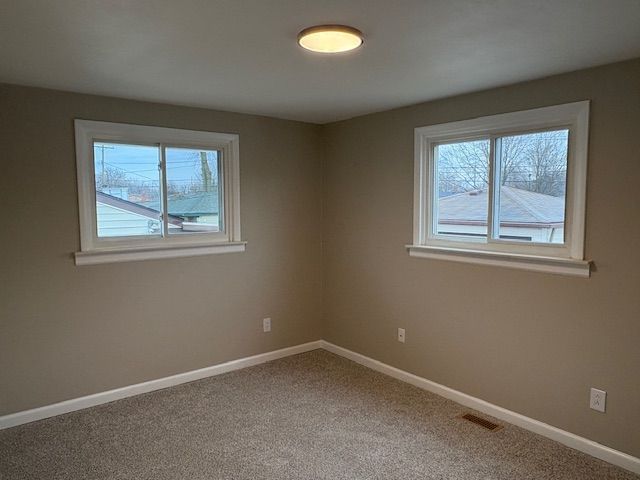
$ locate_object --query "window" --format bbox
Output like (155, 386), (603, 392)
(74, 120), (243, 265)
(409, 102), (590, 277)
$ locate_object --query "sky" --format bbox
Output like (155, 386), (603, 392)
(93, 143), (219, 189)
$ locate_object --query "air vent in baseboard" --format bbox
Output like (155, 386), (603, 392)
(460, 413), (502, 431)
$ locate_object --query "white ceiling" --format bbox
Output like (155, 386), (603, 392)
(1, 1), (639, 124)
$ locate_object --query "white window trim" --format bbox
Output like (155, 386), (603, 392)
(74, 120), (244, 265)
(408, 101), (591, 277)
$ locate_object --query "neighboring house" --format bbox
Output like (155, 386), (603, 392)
(96, 190), (220, 237)
(437, 186), (564, 243)
(99, 185), (561, 242)
(96, 191), (184, 237)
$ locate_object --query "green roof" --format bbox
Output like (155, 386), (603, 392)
(143, 190), (219, 217)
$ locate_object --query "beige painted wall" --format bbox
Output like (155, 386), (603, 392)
(322, 59), (640, 457)
(0, 84), (323, 415)
(2, 59), (639, 459)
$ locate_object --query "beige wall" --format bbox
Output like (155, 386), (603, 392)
(0, 85), (323, 415)
(2, 59), (639, 459)
(322, 59), (640, 457)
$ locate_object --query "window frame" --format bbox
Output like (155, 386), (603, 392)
(74, 120), (244, 265)
(409, 102), (590, 277)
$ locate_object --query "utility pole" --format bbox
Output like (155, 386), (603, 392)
(200, 152), (212, 192)
(94, 144), (114, 187)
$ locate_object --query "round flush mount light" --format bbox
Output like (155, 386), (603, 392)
(297, 25), (363, 53)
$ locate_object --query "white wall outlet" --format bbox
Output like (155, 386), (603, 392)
(263, 317), (271, 333)
(397, 328), (406, 343)
(590, 388), (606, 412)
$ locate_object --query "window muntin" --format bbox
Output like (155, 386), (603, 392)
(75, 120), (242, 262)
(413, 102), (589, 264)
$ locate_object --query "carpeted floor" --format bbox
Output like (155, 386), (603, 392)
(1, 349), (638, 479)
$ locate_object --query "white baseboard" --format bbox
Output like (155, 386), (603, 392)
(0, 340), (323, 430)
(2, 338), (638, 475)
(320, 340), (640, 475)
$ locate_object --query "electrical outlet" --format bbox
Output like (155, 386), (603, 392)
(397, 328), (406, 343)
(590, 388), (606, 413)
(263, 317), (271, 333)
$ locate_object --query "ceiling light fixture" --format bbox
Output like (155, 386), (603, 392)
(297, 25), (363, 53)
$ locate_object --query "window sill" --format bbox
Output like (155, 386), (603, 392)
(75, 242), (247, 266)
(406, 245), (591, 277)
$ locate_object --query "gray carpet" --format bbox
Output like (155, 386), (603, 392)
(1, 349), (637, 479)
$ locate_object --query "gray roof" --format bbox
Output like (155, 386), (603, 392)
(438, 187), (564, 226)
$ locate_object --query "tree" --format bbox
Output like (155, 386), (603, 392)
(506, 131), (567, 196)
(96, 166), (131, 190)
(437, 131), (568, 197)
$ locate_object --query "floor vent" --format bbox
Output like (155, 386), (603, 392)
(460, 413), (502, 431)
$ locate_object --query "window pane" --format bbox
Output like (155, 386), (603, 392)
(165, 147), (221, 234)
(495, 130), (568, 243)
(94, 143), (162, 238)
(435, 139), (490, 238)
